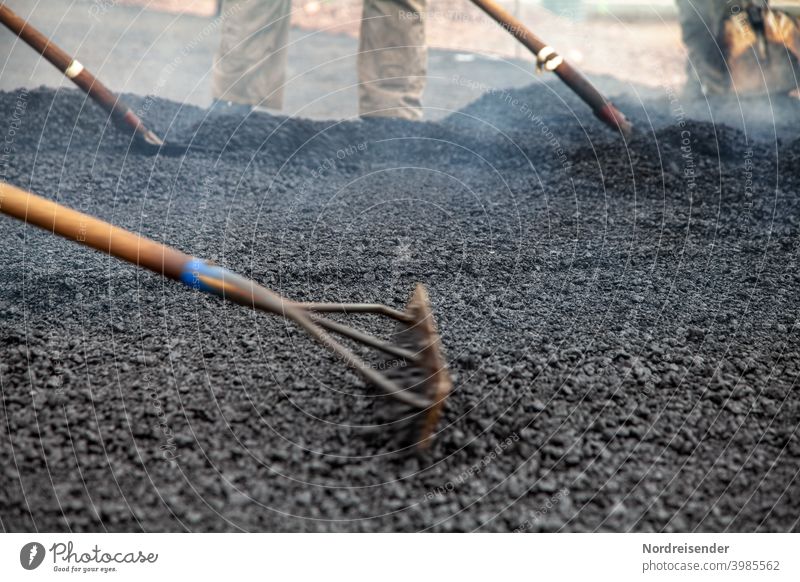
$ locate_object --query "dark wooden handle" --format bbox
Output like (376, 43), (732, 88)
(0, 4), (162, 145)
(469, 0), (633, 137)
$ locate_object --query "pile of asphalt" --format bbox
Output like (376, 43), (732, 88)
(1, 81), (798, 532)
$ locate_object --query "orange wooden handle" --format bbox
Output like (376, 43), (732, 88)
(0, 181), (189, 279)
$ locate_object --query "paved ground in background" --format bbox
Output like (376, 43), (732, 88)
(0, 0), (680, 121)
(0, 0), (537, 119)
(115, 0), (686, 88)
(0, 65), (798, 531)
(285, 0), (685, 88)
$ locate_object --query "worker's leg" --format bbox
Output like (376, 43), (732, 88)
(675, 0), (731, 95)
(212, 0), (291, 109)
(358, 0), (427, 120)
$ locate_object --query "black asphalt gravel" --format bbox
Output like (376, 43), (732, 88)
(1, 79), (799, 532)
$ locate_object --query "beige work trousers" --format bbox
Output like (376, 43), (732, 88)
(212, 0), (427, 119)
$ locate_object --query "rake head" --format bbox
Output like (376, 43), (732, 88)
(126, 258), (455, 450)
(296, 284), (452, 450)
(376, 285), (452, 448)
(0, 183), (454, 452)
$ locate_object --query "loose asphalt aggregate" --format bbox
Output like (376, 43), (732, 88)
(1, 77), (799, 532)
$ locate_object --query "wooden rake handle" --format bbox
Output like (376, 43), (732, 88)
(0, 4), (163, 146)
(468, 0), (633, 138)
(0, 181), (188, 279)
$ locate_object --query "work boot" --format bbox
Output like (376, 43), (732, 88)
(722, 5), (800, 95)
(208, 98), (253, 116)
(212, 0), (291, 110)
(677, 0), (800, 98)
(676, 0), (733, 97)
(357, 0), (428, 120)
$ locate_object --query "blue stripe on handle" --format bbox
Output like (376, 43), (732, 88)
(179, 258), (225, 294)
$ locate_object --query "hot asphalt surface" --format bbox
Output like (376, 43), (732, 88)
(1, 77), (799, 532)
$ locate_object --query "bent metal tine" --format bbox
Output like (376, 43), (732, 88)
(294, 302), (412, 322)
(307, 314), (421, 363)
(468, 0), (634, 138)
(0, 182), (433, 411)
(0, 4), (164, 149)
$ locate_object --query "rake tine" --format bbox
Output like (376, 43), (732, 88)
(308, 314), (422, 363)
(294, 302), (412, 322)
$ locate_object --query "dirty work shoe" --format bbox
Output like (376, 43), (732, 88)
(208, 99), (253, 116)
(252, 104), (283, 117)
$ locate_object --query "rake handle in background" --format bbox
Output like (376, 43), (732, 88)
(468, 0), (633, 138)
(0, 4), (164, 148)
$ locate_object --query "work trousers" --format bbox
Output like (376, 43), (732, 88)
(212, 0), (428, 119)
